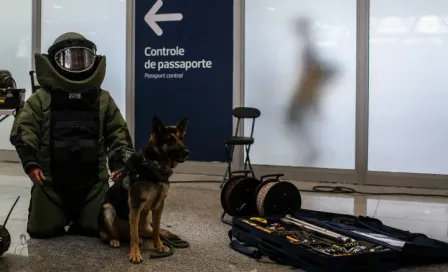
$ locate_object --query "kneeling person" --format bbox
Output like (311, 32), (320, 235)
(10, 32), (133, 238)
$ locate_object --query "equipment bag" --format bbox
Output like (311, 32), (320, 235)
(229, 209), (448, 272)
(0, 88), (26, 110)
(0, 70), (25, 110)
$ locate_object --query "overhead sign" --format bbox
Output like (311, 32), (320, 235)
(134, 0), (234, 162)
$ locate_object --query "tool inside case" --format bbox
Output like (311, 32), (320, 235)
(231, 209), (448, 271)
(240, 215), (391, 258)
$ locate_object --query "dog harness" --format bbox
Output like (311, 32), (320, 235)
(119, 147), (173, 189)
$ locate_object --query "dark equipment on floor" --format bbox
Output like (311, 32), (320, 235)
(0, 196), (20, 257)
(0, 70), (26, 111)
(222, 107), (261, 188)
(220, 171), (302, 225)
(0, 70), (26, 124)
(229, 209), (448, 271)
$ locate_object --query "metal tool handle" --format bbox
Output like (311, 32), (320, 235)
(282, 215), (355, 244)
(285, 215), (351, 241)
(281, 217), (346, 243)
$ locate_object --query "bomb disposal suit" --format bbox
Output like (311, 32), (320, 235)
(10, 32), (133, 238)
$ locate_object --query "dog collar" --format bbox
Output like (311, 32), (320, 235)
(121, 147), (173, 182)
(141, 155), (173, 177)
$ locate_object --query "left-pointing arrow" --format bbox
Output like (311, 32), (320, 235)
(144, 0), (183, 36)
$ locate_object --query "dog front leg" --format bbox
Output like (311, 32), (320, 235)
(152, 201), (169, 253)
(129, 209), (142, 263)
(129, 192), (143, 264)
(103, 204), (121, 248)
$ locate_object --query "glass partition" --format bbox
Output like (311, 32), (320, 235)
(244, 0), (357, 169)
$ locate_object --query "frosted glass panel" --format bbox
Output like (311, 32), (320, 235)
(41, 0), (126, 116)
(368, 0), (448, 174)
(0, 0), (32, 150)
(244, 0), (357, 168)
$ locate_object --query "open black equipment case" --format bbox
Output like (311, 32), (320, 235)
(229, 209), (448, 271)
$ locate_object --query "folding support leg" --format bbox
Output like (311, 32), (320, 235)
(243, 144), (255, 177)
(221, 211), (231, 225)
(221, 144), (235, 188)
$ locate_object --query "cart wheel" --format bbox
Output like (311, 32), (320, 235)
(256, 179), (301, 216)
(221, 176), (259, 217)
(254, 174), (285, 199)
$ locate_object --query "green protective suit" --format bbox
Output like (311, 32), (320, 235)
(10, 32), (133, 238)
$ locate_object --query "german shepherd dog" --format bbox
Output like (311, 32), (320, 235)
(99, 116), (189, 263)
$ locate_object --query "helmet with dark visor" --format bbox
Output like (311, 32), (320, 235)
(48, 37), (97, 73)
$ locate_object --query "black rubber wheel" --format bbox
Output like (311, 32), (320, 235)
(256, 181), (302, 216)
(254, 178), (275, 199)
(220, 176), (240, 212)
(221, 177), (259, 217)
(0, 226), (11, 257)
(254, 174), (284, 199)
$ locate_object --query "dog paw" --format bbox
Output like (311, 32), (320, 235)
(155, 244), (170, 253)
(129, 251), (143, 264)
(109, 240), (120, 248)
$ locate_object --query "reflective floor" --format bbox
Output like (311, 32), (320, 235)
(1, 162), (448, 271)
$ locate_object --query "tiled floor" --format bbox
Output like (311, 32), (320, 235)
(1, 162), (448, 271)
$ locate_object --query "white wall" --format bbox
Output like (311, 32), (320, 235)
(0, 0), (32, 150)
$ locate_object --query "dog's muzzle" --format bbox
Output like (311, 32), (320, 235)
(176, 149), (190, 163)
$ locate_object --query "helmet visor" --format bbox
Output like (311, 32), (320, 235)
(54, 47), (96, 73)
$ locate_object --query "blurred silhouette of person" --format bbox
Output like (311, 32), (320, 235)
(286, 17), (337, 165)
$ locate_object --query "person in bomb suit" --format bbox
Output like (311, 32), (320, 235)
(9, 32), (133, 238)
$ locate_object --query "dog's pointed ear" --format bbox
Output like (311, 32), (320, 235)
(152, 116), (164, 134)
(176, 117), (188, 136)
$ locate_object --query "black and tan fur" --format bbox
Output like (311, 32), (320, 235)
(99, 116), (189, 263)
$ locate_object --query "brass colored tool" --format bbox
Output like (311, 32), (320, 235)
(249, 217), (268, 225)
(243, 220), (300, 244)
(242, 220), (272, 234)
(286, 235), (300, 244)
